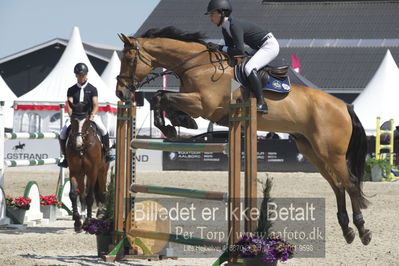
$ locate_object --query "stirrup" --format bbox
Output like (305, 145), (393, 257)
(58, 159), (68, 168)
(104, 153), (115, 163)
(256, 103), (268, 114)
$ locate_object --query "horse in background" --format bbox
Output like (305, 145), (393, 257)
(66, 101), (109, 232)
(115, 27), (371, 245)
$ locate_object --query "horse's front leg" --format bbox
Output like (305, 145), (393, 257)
(151, 90), (203, 139)
(69, 175), (82, 232)
(85, 167), (100, 221)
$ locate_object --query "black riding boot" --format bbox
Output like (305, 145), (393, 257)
(101, 134), (114, 162)
(248, 69), (268, 114)
(58, 138), (68, 168)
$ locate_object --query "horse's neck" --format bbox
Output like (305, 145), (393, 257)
(142, 38), (207, 72)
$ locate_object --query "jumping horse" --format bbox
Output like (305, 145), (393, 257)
(116, 27), (371, 245)
(66, 101), (109, 232)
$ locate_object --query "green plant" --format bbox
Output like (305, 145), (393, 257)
(104, 168), (115, 220)
(256, 174), (273, 237)
(365, 157), (392, 177)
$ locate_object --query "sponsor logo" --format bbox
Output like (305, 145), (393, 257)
(272, 80), (282, 89)
(282, 83), (291, 91)
(169, 152), (177, 160)
(12, 142), (25, 152)
(6, 153), (49, 160)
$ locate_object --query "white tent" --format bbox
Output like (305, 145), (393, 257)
(17, 26), (118, 104)
(353, 49), (399, 135)
(0, 75), (17, 128)
(101, 51), (121, 92)
(14, 26), (118, 134)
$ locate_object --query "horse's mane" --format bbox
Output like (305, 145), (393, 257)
(139, 26), (207, 44)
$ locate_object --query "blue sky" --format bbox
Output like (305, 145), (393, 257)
(0, 0), (160, 58)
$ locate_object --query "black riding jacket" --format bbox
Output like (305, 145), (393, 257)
(67, 82), (98, 114)
(222, 17), (269, 57)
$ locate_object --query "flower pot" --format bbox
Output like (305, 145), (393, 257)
(371, 165), (383, 182)
(244, 257), (278, 266)
(96, 233), (113, 257)
(6, 206), (27, 224)
(41, 205), (57, 223)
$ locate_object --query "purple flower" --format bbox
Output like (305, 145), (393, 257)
(232, 234), (295, 263)
(82, 218), (112, 235)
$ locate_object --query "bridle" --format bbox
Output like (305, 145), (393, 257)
(116, 38), (148, 92)
(68, 117), (96, 154)
(116, 38), (229, 92)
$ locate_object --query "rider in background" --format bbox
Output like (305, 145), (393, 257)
(58, 63), (113, 168)
(205, 0), (280, 113)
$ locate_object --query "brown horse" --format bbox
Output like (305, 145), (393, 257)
(116, 27), (371, 245)
(66, 101), (109, 232)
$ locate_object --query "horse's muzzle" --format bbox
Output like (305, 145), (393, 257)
(116, 88), (132, 102)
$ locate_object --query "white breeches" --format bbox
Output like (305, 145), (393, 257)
(244, 33), (280, 76)
(60, 115), (107, 140)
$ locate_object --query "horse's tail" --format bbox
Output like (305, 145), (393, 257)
(346, 104), (370, 209)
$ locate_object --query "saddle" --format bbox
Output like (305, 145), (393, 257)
(234, 57), (291, 93)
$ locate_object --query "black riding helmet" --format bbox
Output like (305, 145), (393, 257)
(74, 63), (89, 75)
(204, 0), (232, 16)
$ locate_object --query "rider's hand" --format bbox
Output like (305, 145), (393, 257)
(207, 42), (222, 52)
(89, 114), (95, 121)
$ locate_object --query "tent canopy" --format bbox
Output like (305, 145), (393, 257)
(16, 26), (118, 110)
(0, 75), (17, 128)
(101, 51), (121, 92)
(353, 49), (399, 135)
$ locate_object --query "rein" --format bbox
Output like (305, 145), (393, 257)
(117, 38), (229, 91)
(69, 119), (96, 153)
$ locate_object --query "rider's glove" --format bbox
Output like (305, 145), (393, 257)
(206, 42), (222, 52)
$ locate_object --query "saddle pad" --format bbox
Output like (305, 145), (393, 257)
(264, 76), (291, 93)
(234, 68), (291, 93)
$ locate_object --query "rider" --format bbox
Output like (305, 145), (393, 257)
(58, 62), (113, 168)
(205, 0), (280, 113)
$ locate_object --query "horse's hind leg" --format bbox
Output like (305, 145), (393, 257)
(345, 177), (372, 245)
(293, 134), (356, 244)
(308, 131), (371, 245)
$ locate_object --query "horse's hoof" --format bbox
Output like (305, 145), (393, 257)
(74, 221), (82, 233)
(183, 117), (198, 129)
(74, 224), (82, 233)
(360, 230), (372, 245)
(344, 227), (355, 244)
(164, 125), (177, 139)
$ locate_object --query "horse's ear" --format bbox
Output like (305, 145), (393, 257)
(120, 33), (132, 46)
(118, 33), (125, 44)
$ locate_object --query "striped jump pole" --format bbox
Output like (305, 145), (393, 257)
(131, 184), (228, 201)
(131, 139), (228, 153)
(5, 158), (60, 167)
(5, 132), (59, 140)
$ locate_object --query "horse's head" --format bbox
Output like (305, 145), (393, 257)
(116, 34), (155, 102)
(68, 101), (93, 150)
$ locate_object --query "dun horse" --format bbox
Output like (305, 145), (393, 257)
(116, 27), (371, 245)
(67, 101), (109, 232)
